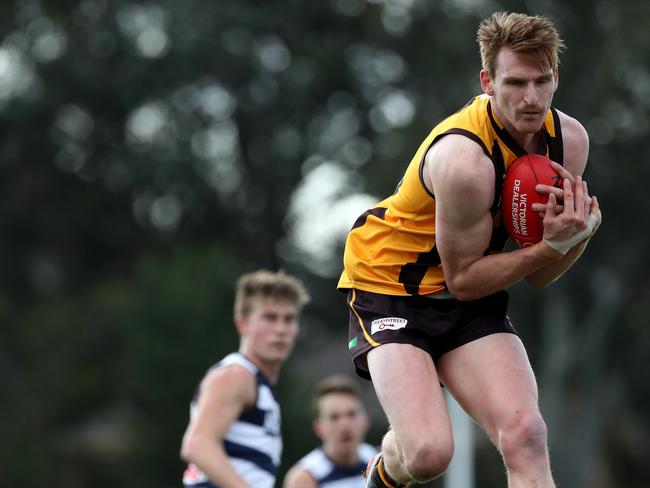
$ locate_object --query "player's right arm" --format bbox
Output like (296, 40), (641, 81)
(282, 466), (318, 488)
(180, 366), (257, 488)
(425, 135), (564, 301)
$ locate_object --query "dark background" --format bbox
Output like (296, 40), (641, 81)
(1, 0), (649, 487)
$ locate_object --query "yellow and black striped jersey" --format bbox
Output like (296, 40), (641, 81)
(338, 94), (564, 296)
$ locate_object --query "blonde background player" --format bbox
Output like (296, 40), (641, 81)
(283, 375), (377, 488)
(338, 12), (601, 488)
(180, 270), (310, 488)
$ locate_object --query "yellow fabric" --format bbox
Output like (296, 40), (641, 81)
(338, 94), (562, 296)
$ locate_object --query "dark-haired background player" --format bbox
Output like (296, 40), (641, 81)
(283, 374), (377, 488)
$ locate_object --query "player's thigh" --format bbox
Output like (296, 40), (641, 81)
(368, 343), (452, 444)
(436, 332), (540, 441)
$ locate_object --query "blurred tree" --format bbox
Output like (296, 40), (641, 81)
(1, 0), (649, 487)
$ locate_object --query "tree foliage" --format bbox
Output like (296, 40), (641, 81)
(1, 1), (649, 487)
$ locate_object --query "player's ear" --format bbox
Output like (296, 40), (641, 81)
(480, 70), (494, 96)
(312, 418), (322, 438)
(554, 65), (559, 90)
(235, 314), (247, 335)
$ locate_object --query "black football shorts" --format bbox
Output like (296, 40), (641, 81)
(346, 289), (518, 380)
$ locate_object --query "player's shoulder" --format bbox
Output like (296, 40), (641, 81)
(297, 447), (326, 468)
(200, 361), (257, 404)
(555, 108), (589, 175)
(359, 442), (380, 461)
(425, 134), (495, 196)
(429, 131), (489, 160)
(282, 464), (318, 488)
(556, 109), (588, 145)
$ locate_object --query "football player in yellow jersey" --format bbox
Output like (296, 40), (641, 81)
(340, 12), (602, 488)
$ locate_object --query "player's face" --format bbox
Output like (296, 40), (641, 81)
(315, 393), (368, 453)
(239, 298), (299, 365)
(481, 46), (558, 138)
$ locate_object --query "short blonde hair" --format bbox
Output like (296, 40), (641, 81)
(477, 12), (565, 77)
(233, 269), (310, 319)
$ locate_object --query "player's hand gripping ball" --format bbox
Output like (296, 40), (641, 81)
(501, 154), (561, 248)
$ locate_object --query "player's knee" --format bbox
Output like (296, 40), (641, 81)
(499, 412), (549, 465)
(403, 439), (453, 481)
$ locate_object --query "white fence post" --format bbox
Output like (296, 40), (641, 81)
(443, 390), (475, 488)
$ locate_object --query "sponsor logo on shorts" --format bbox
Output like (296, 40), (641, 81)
(371, 317), (407, 335)
(348, 337), (358, 349)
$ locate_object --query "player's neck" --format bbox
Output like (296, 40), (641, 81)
(501, 122), (544, 154)
(239, 349), (282, 383)
(516, 131), (543, 154)
(323, 444), (358, 467)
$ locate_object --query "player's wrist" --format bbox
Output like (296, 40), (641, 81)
(537, 239), (565, 261)
(543, 212), (599, 256)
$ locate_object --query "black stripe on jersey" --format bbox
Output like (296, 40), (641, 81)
(319, 462), (368, 484)
(351, 207), (387, 230)
(239, 406), (266, 426)
(440, 128), (491, 157)
(398, 246), (442, 295)
(486, 224), (509, 255)
(548, 108), (564, 164)
(489, 141), (506, 216)
(418, 128), (491, 200)
(487, 101), (527, 158)
(223, 440), (278, 475)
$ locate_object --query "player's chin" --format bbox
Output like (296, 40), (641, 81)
(264, 353), (289, 365)
(517, 120), (544, 133)
(269, 345), (293, 359)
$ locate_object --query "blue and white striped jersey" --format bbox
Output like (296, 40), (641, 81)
(297, 443), (377, 488)
(183, 353), (282, 488)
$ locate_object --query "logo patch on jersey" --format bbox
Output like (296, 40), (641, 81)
(348, 337), (358, 349)
(264, 408), (281, 435)
(371, 317), (407, 335)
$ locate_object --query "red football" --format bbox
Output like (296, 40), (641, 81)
(501, 154), (561, 248)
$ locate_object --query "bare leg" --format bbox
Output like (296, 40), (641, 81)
(367, 343), (454, 484)
(437, 333), (555, 488)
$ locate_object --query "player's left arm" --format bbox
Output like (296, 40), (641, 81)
(526, 111), (601, 287)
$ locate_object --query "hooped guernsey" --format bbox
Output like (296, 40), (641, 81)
(296, 443), (378, 487)
(182, 353), (282, 488)
(337, 94), (564, 297)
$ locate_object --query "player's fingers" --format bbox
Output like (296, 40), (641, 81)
(591, 195), (600, 211)
(532, 202), (563, 212)
(550, 161), (575, 182)
(591, 195), (601, 222)
(589, 196), (602, 233)
(583, 181), (590, 216)
(546, 192), (558, 216)
(535, 184), (563, 200)
(562, 178), (574, 214)
(574, 175), (585, 220)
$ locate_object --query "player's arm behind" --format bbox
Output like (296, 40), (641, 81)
(180, 366), (257, 488)
(526, 114), (601, 287)
(426, 135), (560, 301)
